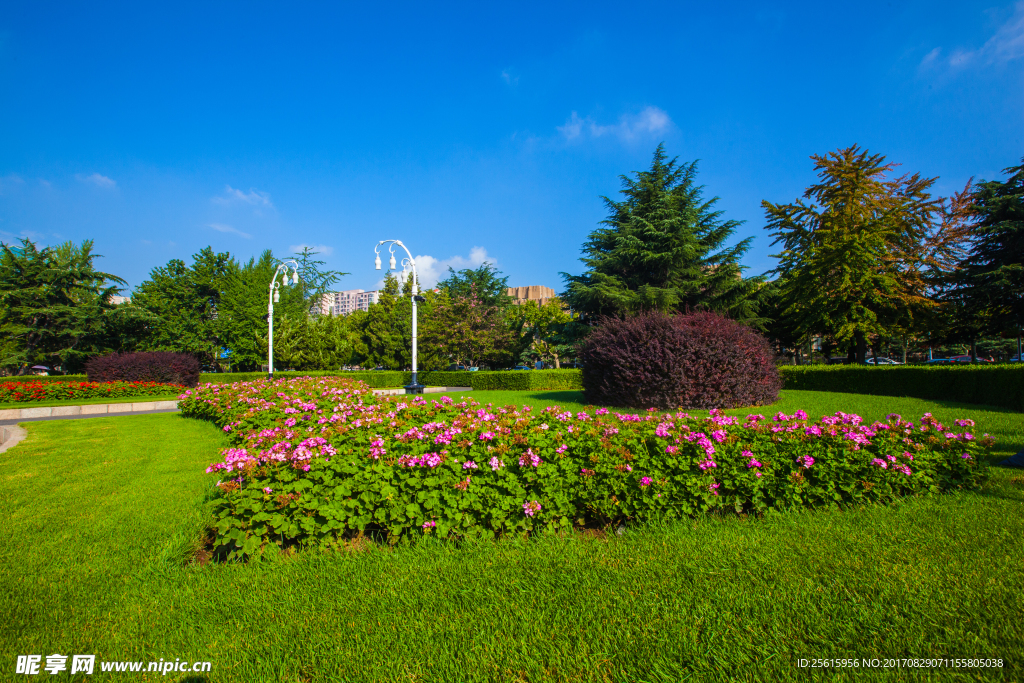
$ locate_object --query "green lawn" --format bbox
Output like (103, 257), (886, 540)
(0, 393), (182, 410)
(1, 391), (1022, 682)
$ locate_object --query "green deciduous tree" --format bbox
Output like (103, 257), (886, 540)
(421, 287), (513, 368)
(0, 239), (125, 373)
(764, 145), (943, 363)
(562, 144), (765, 323)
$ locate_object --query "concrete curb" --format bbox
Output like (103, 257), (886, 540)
(372, 386), (473, 396)
(0, 400), (179, 421)
(0, 424), (27, 453)
(0, 387), (476, 422)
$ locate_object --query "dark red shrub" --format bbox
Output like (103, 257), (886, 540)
(85, 351), (201, 387)
(579, 310), (782, 409)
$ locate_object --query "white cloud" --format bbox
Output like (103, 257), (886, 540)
(501, 68), (519, 86)
(289, 243), (334, 257)
(208, 223), (252, 239)
(76, 172), (116, 188)
(0, 174), (24, 194)
(922, 2), (1024, 69)
(376, 246), (496, 289)
(557, 106), (672, 142)
(212, 185), (274, 208)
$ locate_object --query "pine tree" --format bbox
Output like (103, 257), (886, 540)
(763, 145), (942, 362)
(962, 158), (1024, 358)
(561, 144), (764, 322)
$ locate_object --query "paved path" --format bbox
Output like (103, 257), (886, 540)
(0, 386), (473, 439)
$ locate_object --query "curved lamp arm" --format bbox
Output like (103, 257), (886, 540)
(374, 240), (422, 392)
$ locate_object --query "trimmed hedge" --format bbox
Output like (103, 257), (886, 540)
(0, 375), (88, 383)
(196, 369), (584, 391)
(780, 365), (1024, 412)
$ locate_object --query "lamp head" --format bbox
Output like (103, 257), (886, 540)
(292, 271), (299, 285)
(389, 254), (396, 270)
(374, 254), (381, 270)
(273, 289), (279, 303)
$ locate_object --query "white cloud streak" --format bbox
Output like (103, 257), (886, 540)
(289, 243), (335, 256)
(212, 185), (274, 208)
(208, 223), (252, 239)
(921, 2), (1024, 69)
(557, 106), (672, 142)
(76, 173), (116, 188)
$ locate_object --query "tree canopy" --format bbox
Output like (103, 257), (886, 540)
(561, 144), (764, 323)
(763, 145), (944, 362)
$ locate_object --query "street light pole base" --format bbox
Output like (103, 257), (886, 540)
(404, 383), (425, 394)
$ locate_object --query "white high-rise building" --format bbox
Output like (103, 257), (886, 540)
(319, 289), (380, 316)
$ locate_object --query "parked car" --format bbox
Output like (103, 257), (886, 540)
(923, 358), (954, 364)
(513, 365), (532, 370)
(864, 357), (904, 365)
(946, 355), (993, 363)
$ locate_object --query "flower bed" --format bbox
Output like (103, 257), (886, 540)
(180, 376), (992, 561)
(0, 380), (185, 404)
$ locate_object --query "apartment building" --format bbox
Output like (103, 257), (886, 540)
(319, 289), (380, 316)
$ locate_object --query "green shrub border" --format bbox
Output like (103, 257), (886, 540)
(779, 365), (1024, 412)
(190, 369), (585, 391)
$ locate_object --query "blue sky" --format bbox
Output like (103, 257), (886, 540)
(1, 1), (1022, 294)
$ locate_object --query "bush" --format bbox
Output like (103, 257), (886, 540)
(196, 369), (585, 391)
(180, 376), (991, 561)
(579, 310), (782, 409)
(86, 352), (201, 387)
(0, 380), (184, 404)
(779, 365), (1024, 412)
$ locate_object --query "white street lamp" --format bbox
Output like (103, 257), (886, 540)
(374, 239), (425, 394)
(268, 259), (300, 380)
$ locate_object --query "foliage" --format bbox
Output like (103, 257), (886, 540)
(764, 146), (946, 362)
(959, 158), (1024, 344)
(779, 364), (1024, 412)
(505, 298), (576, 368)
(192, 369), (584, 390)
(180, 376), (990, 561)
(0, 379), (183, 403)
(130, 247), (233, 367)
(436, 262), (512, 308)
(562, 144), (765, 323)
(292, 246), (346, 307)
(579, 310), (781, 409)
(0, 238), (124, 374)
(420, 287), (513, 368)
(85, 351), (201, 386)
(260, 313), (363, 371)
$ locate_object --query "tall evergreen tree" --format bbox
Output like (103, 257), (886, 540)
(0, 239), (124, 373)
(763, 145), (943, 362)
(561, 144), (764, 322)
(131, 247), (233, 367)
(961, 158), (1024, 358)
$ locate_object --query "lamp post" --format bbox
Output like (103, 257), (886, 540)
(375, 239), (425, 394)
(268, 259), (300, 380)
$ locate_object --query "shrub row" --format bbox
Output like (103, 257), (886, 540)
(180, 376), (991, 561)
(780, 365), (1024, 412)
(0, 375), (88, 383)
(195, 369), (585, 391)
(0, 380), (185, 404)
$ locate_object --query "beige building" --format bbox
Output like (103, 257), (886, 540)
(507, 285), (557, 306)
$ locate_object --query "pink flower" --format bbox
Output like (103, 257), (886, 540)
(522, 500), (542, 517)
(555, 444), (568, 455)
(708, 482), (720, 495)
(871, 458), (888, 469)
(665, 445), (679, 455)
(488, 456), (505, 470)
(463, 460), (478, 470)
(422, 521), (436, 529)
(519, 448), (542, 467)
(800, 455), (814, 468)
(263, 487), (273, 494)
(640, 476), (653, 487)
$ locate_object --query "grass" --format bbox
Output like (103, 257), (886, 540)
(0, 393), (182, 410)
(1, 391), (1022, 682)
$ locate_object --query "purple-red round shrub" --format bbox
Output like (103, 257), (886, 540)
(579, 310), (782, 409)
(85, 351), (201, 387)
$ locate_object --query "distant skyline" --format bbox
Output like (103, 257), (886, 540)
(1, 1), (1022, 294)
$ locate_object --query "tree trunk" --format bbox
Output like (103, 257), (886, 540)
(870, 339), (879, 364)
(855, 331), (867, 364)
(970, 339), (977, 363)
(553, 353), (560, 369)
(901, 334), (908, 364)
